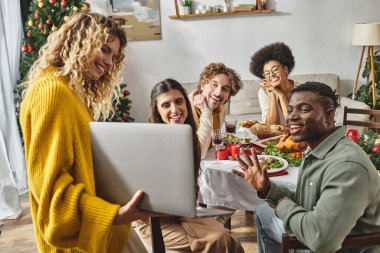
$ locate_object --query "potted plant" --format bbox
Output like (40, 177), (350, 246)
(179, 0), (192, 14)
(349, 50), (380, 109)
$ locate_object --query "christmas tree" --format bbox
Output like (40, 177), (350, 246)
(15, 0), (90, 118)
(15, 0), (135, 123)
(19, 0), (90, 80)
(107, 84), (135, 122)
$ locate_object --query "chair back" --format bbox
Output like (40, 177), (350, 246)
(281, 232), (380, 253)
(343, 106), (380, 131)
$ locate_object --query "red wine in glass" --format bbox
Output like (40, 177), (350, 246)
(212, 129), (224, 167)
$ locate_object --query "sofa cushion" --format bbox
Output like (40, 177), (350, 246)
(290, 73), (340, 93)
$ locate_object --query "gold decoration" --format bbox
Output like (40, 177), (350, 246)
(38, 1), (44, 8)
(73, 6), (78, 12)
(28, 19), (34, 27)
(81, 4), (88, 11)
(51, 25), (58, 32)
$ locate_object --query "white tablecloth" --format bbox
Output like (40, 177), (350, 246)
(198, 149), (299, 211)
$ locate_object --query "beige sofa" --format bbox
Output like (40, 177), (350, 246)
(183, 73), (370, 133)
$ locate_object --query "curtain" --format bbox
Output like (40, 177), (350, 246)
(0, 0), (28, 219)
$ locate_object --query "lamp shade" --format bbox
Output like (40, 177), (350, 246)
(352, 23), (380, 46)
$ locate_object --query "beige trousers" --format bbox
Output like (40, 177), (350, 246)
(123, 228), (149, 253)
(133, 217), (245, 253)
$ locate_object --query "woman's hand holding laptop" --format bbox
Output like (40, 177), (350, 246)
(114, 190), (169, 225)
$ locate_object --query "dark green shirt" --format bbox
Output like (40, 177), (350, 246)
(264, 127), (380, 253)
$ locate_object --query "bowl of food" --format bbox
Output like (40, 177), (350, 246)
(250, 123), (276, 139)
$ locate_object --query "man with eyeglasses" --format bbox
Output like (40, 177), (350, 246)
(250, 42), (298, 126)
(189, 62), (243, 159)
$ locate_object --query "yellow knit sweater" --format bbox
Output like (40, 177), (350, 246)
(20, 68), (130, 252)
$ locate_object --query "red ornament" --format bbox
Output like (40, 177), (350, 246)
(43, 30), (50, 36)
(123, 90), (130, 96)
(34, 12), (40, 19)
(46, 19), (52, 25)
(346, 129), (359, 143)
(61, 0), (68, 7)
(27, 45), (33, 52)
(49, 0), (57, 4)
(38, 23), (44, 30)
(26, 32), (32, 38)
(21, 45), (27, 52)
(121, 114), (127, 121)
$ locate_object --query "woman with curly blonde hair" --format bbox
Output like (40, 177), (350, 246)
(20, 12), (161, 253)
(190, 63), (243, 159)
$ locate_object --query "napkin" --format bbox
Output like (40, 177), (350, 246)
(268, 170), (288, 177)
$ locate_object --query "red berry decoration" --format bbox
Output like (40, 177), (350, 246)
(61, 0), (68, 7)
(123, 90), (130, 96)
(121, 114), (127, 121)
(34, 12), (40, 19)
(27, 45), (33, 52)
(49, 0), (57, 4)
(46, 19), (52, 25)
(38, 23), (44, 30)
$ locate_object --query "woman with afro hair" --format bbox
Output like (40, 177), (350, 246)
(249, 42), (298, 125)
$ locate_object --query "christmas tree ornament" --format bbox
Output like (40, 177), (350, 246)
(73, 6), (79, 11)
(46, 19), (52, 25)
(121, 114), (127, 121)
(43, 30), (50, 36)
(21, 45), (27, 52)
(49, 0), (57, 4)
(26, 32), (32, 38)
(38, 1), (44, 8)
(38, 23), (44, 30)
(28, 19), (34, 27)
(61, 0), (68, 7)
(27, 45), (33, 52)
(123, 90), (130, 96)
(34, 12), (40, 19)
(51, 25), (58, 31)
(81, 3), (89, 11)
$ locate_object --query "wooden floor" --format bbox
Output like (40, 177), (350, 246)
(0, 193), (258, 252)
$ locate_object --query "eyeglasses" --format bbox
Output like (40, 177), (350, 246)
(262, 65), (280, 78)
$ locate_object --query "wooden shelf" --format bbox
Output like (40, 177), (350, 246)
(169, 10), (274, 20)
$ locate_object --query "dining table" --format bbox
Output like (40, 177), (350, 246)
(198, 145), (299, 211)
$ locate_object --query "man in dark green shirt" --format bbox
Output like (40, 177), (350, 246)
(234, 82), (380, 253)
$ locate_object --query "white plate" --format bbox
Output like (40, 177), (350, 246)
(257, 155), (289, 173)
(235, 127), (258, 143)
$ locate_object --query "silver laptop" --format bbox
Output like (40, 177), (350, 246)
(90, 122), (234, 218)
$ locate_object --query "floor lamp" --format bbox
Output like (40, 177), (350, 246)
(352, 23), (380, 108)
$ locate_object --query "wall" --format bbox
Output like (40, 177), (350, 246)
(89, 0), (380, 122)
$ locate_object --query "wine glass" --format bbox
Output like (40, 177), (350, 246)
(225, 119), (237, 144)
(212, 129), (224, 167)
